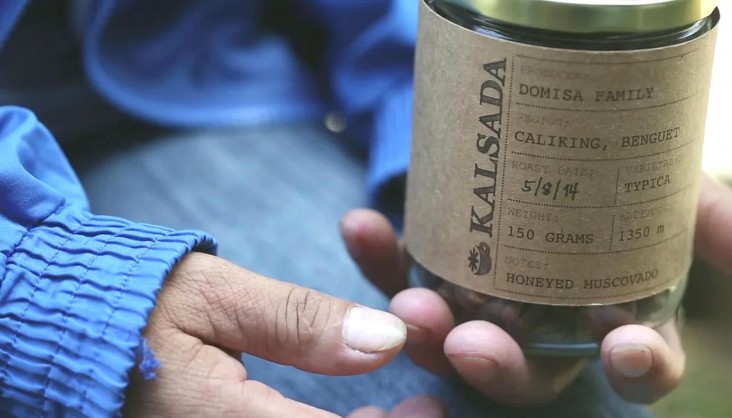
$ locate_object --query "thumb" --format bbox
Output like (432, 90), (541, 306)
(125, 334), (340, 418)
(161, 253), (407, 375)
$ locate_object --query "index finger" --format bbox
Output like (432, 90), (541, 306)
(341, 209), (410, 296)
(694, 173), (732, 273)
(161, 253), (406, 376)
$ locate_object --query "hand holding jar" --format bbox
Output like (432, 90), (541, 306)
(343, 0), (723, 405)
(342, 175), (731, 404)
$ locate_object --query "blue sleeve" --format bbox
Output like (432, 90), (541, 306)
(0, 107), (216, 417)
(0, 0), (27, 48)
(72, 0), (326, 128)
(71, 0), (416, 215)
(298, 0), (417, 216)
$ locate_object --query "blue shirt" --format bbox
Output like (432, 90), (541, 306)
(0, 0), (416, 415)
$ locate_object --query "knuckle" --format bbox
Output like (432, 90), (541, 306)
(275, 287), (334, 350)
(167, 260), (260, 337)
(184, 267), (233, 327)
(201, 268), (237, 315)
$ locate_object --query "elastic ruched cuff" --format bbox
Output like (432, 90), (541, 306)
(0, 206), (215, 417)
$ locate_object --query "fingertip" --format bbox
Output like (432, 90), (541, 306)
(444, 321), (585, 405)
(443, 321), (519, 390)
(343, 306), (407, 355)
(340, 209), (373, 261)
(443, 321), (518, 362)
(348, 406), (388, 418)
(390, 396), (447, 418)
(390, 289), (457, 376)
(340, 209), (395, 246)
(601, 324), (685, 403)
(601, 324), (671, 379)
(342, 208), (390, 224)
(340, 209), (407, 296)
(241, 380), (340, 418)
(390, 289), (455, 345)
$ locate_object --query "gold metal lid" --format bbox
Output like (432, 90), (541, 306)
(445, 0), (718, 33)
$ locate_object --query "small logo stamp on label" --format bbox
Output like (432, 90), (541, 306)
(468, 242), (492, 275)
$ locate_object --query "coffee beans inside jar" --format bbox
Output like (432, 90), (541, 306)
(405, 0), (720, 356)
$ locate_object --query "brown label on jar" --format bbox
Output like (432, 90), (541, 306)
(404, 1), (719, 306)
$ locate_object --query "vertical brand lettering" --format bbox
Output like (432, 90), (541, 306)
(468, 59), (506, 274)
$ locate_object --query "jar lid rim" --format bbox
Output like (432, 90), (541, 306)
(443, 0), (718, 33)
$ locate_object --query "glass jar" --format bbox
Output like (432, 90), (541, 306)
(405, 0), (720, 356)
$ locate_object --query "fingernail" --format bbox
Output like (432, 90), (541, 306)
(343, 306), (407, 353)
(610, 344), (653, 378)
(391, 396), (446, 418)
(448, 355), (499, 383)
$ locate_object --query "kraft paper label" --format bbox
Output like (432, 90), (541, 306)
(404, 1), (719, 306)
